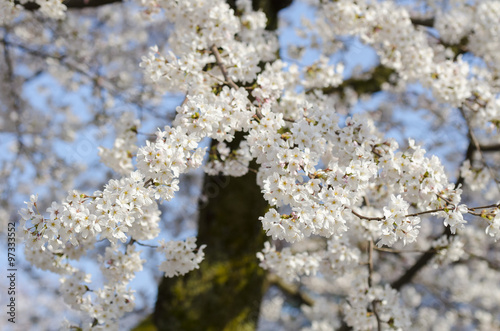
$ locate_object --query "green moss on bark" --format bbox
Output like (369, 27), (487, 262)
(153, 162), (269, 331)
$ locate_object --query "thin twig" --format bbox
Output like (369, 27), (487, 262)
(134, 241), (158, 248)
(350, 209), (383, 221)
(128, 238), (158, 248)
(468, 203), (500, 210)
(267, 273), (314, 306)
(1, 38), (116, 91)
(374, 247), (437, 254)
(210, 45), (238, 90)
(350, 200), (500, 223)
(389, 138), (478, 290)
(368, 240), (374, 288)
(143, 178), (154, 188)
(205, 71), (231, 85)
(459, 107), (500, 192)
(349, 206), (446, 222)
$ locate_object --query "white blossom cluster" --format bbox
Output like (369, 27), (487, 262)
(204, 140), (253, 177)
(343, 271), (411, 330)
(311, 0), (500, 126)
(99, 245), (145, 283)
(431, 235), (465, 266)
(156, 237), (206, 278)
(138, 0), (277, 92)
(302, 55), (344, 89)
(1, 0), (66, 22)
(36, 0), (67, 19)
(59, 271), (136, 330)
(136, 126), (204, 201)
(435, 1), (500, 74)
(301, 298), (342, 331)
(172, 87), (255, 142)
(257, 241), (321, 282)
(319, 235), (360, 278)
(18, 171), (194, 327)
(460, 159), (490, 192)
(0, 0), (21, 25)
(98, 112), (141, 175)
(485, 211), (500, 241)
(257, 112), (460, 247)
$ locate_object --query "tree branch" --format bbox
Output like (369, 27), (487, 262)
(390, 227), (451, 290)
(410, 17), (435, 28)
(459, 107), (500, 190)
(20, 0), (122, 11)
(266, 273), (314, 307)
(314, 65), (395, 97)
(455, 142), (475, 189)
(388, 135), (480, 291)
(389, 142), (477, 291)
(476, 143), (500, 152)
(210, 45), (239, 90)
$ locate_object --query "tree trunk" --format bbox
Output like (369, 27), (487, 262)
(149, 1), (292, 330)
(153, 158), (268, 330)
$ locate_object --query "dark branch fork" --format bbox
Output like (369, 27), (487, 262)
(210, 45), (239, 90)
